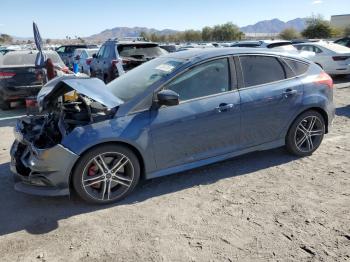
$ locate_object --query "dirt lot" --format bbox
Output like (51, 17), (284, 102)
(0, 78), (349, 262)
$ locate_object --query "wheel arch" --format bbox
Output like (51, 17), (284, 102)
(68, 141), (146, 192)
(289, 107), (329, 134)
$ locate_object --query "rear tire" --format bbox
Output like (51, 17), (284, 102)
(286, 110), (325, 157)
(72, 144), (140, 204)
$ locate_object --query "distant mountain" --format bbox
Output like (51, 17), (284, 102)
(240, 18), (307, 33)
(86, 27), (179, 41)
(86, 18), (307, 41)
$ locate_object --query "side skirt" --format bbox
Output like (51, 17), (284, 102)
(146, 139), (285, 180)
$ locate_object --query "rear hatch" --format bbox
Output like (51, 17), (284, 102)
(118, 43), (168, 71)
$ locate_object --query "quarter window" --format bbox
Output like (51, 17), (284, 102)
(239, 56), (286, 87)
(96, 46), (105, 59)
(284, 58), (309, 76)
(166, 58), (230, 101)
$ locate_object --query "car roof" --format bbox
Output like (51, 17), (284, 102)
(104, 40), (158, 45)
(59, 44), (88, 47)
(164, 48), (309, 62)
(260, 40), (291, 44)
(1, 50), (59, 56)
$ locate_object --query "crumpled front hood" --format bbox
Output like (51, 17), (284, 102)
(37, 75), (123, 111)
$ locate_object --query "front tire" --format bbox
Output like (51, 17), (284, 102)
(72, 144), (140, 204)
(286, 110), (325, 157)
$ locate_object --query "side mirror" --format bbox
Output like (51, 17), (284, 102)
(75, 55), (80, 60)
(92, 54), (97, 58)
(157, 90), (179, 106)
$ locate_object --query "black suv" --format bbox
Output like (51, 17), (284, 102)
(90, 40), (168, 83)
(56, 44), (98, 68)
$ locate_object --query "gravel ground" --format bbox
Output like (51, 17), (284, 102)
(0, 78), (349, 262)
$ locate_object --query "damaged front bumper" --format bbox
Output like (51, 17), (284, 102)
(10, 122), (79, 196)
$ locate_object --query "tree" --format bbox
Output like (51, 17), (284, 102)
(205, 22), (243, 41)
(0, 34), (13, 43)
(202, 26), (213, 41)
(139, 31), (149, 41)
(183, 30), (202, 42)
(279, 28), (300, 40)
(302, 15), (332, 39)
(343, 25), (350, 37)
(46, 38), (51, 44)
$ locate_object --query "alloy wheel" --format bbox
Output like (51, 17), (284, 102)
(294, 115), (324, 153)
(81, 152), (134, 201)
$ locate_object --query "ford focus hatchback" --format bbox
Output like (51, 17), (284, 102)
(10, 48), (335, 204)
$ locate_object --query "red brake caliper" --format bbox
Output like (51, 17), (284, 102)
(88, 164), (96, 176)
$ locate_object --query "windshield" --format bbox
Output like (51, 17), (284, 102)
(108, 57), (186, 102)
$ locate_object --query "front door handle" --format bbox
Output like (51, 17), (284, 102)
(216, 103), (234, 112)
(283, 89), (298, 98)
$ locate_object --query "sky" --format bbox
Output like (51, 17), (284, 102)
(0, 0), (349, 38)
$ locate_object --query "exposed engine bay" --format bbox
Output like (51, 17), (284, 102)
(19, 92), (117, 149)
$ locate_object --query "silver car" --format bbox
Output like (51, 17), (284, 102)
(73, 48), (99, 75)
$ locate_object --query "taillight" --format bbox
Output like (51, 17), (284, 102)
(122, 59), (131, 66)
(332, 56), (349, 61)
(62, 67), (70, 74)
(315, 71), (333, 88)
(86, 58), (92, 65)
(35, 70), (43, 82)
(0, 72), (16, 79)
(111, 60), (119, 68)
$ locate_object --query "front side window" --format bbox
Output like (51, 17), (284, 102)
(166, 58), (230, 101)
(239, 55), (286, 87)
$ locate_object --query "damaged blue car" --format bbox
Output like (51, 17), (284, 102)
(10, 48), (335, 204)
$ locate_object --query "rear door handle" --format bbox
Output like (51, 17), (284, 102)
(216, 103), (234, 112)
(283, 89), (298, 98)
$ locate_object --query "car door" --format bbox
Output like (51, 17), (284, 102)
(92, 45), (105, 79)
(101, 44), (112, 79)
(237, 55), (304, 147)
(79, 50), (88, 72)
(150, 57), (241, 170)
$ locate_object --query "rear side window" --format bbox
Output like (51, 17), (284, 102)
(284, 59), (309, 76)
(239, 55), (286, 87)
(96, 45), (105, 59)
(102, 45), (113, 59)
